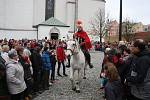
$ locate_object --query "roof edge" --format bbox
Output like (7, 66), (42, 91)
(38, 24), (70, 27)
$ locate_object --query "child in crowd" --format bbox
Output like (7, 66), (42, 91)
(99, 65), (108, 89)
(104, 62), (123, 100)
(99, 49), (110, 89)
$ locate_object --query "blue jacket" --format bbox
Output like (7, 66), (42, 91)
(42, 51), (51, 70)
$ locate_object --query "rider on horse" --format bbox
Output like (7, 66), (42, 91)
(73, 20), (94, 68)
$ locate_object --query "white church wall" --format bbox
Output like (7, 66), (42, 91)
(38, 26), (69, 40)
(55, 0), (105, 33)
(0, 0), (5, 28)
(66, 0), (76, 32)
(4, 0), (34, 29)
(0, 0), (46, 29)
(0, 30), (37, 40)
(78, 0), (105, 31)
(0, 0), (105, 40)
(55, 0), (67, 24)
(33, 0), (46, 26)
(58, 27), (70, 40)
(38, 26), (50, 40)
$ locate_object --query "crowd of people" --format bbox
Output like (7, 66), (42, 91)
(0, 37), (150, 100)
(100, 39), (150, 100)
(0, 38), (68, 100)
(1, 20), (150, 100)
(0, 20), (95, 100)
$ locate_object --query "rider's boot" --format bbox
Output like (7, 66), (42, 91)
(85, 51), (94, 69)
(66, 55), (71, 68)
(89, 63), (94, 68)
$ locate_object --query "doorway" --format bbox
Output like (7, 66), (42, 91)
(51, 33), (58, 40)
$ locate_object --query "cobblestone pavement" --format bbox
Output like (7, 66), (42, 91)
(33, 51), (104, 100)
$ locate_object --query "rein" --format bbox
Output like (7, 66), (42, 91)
(67, 48), (79, 56)
(67, 49), (74, 56)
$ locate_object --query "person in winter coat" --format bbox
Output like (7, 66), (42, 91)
(1, 44), (10, 63)
(126, 39), (150, 100)
(16, 46), (33, 100)
(117, 48), (133, 100)
(30, 45), (43, 93)
(56, 41), (67, 77)
(104, 62), (123, 100)
(50, 50), (57, 83)
(0, 55), (10, 100)
(6, 49), (27, 100)
(41, 46), (51, 90)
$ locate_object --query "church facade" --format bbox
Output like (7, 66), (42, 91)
(0, 0), (105, 40)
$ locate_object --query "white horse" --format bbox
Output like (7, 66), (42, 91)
(66, 39), (88, 93)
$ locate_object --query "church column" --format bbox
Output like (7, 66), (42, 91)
(66, 0), (76, 33)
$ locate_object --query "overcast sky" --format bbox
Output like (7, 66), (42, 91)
(106, 0), (150, 25)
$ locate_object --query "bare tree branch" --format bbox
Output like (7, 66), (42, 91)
(89, 9), (110, 42)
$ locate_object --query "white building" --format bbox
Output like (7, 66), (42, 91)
(0, 0), (105, 40)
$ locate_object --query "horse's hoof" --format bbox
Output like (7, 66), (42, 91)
(76, 90), (80, 93)
(83, 77), (86, 79)
(72, 87), (76, 91)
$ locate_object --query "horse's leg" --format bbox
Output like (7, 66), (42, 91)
(76, 69), (81, 93)
(83, 62), (87, 79)
(83, 67), (86, 79)
(70, 67), (76, 91)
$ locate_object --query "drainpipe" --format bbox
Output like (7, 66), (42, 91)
(37, 26), (38, 40)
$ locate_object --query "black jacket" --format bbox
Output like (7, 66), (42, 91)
(30, 50), (42, 71)
(126, 49), (150, 100)
(126, 50), (150, 84)
(0, 56), (9, 96)
(18, 56), (32, 80)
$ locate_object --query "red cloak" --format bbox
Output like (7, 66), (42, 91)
(74, 30), (92, 50)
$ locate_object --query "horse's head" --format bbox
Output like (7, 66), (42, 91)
(66, 39), (80, 56)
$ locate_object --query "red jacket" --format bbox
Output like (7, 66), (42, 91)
(75, 30), (92, 50)
(56, 46), (66, 62)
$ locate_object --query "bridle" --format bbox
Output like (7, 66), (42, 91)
(67, 40), (80, 56)
(66, 48), (74, 56)
(67, 47), (79, 56)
